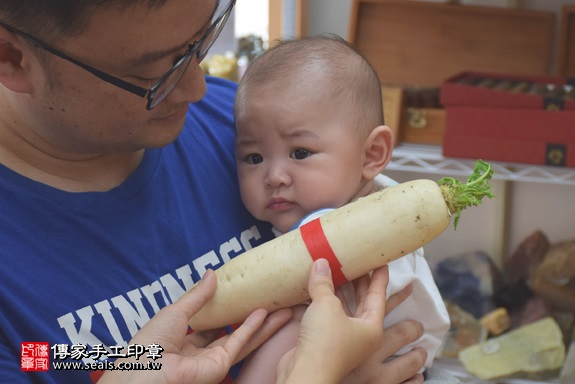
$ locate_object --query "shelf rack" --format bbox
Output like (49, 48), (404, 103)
(389, 144), (575, 186)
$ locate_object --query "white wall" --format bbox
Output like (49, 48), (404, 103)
(207, 7), (237, 57)
(305, 0), (575, 267)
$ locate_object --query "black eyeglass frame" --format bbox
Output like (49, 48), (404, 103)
(0, 0), (236, 110)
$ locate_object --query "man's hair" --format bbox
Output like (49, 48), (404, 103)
(0, 1), (167, 42)
(237, 33), (384, 135)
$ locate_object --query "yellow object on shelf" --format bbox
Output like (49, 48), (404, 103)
(480, 307), (511, 336)
(459, 317), (566, 380)
(200, 52), (238, 82)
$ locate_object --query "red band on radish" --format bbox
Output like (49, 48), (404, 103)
(300, 218), (348, 287)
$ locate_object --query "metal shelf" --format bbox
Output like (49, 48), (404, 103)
(389, 144), (575, 186)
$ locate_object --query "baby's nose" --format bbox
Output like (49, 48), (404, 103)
(265, 166), (292, 188)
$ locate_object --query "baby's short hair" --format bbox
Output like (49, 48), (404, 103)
(236, 34), (384, 136)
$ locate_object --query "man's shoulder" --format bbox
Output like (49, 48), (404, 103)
(185, 76), (237, 128)
(206, 75), (238, 92)
(204, 75), (238, 103)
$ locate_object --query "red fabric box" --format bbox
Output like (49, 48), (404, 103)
(441, 72), (575, 168)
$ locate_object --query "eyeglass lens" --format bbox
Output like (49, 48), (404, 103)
(148, 0), (234, 109)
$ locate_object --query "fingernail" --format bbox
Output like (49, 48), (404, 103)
(315, 259), (330, 275)
(202, 269), (213, 280)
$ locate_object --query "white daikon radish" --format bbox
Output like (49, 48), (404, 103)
(188, 160), (494, 331)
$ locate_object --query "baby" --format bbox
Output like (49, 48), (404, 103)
(233, 34), (450, 383)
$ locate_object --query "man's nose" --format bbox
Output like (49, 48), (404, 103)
(165, 58), (207, 104)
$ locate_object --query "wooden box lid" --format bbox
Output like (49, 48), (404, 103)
(558, 5), (575, 78)
(348, 0), (556, 87)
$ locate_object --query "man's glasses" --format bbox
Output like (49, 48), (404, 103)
(0, 0), (236, 110)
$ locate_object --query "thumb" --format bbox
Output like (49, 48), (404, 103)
(176, 269), (218, 320)
(308, 259), (335, 301)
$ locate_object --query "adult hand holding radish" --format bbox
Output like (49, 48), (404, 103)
(188, 160), (495, 331)
(98, 259), (422, 384)
(98, 269), (293, 384)
(276, 259), (391, 384)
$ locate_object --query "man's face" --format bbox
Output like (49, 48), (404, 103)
(14, 0), (219, 156)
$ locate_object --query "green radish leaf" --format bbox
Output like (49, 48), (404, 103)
(438, 160), (495, 230)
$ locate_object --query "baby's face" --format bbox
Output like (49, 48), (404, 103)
(235, 87), (370, 232)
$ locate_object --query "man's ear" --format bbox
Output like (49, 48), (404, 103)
(362, 125), (393, 180)
(0, 27), (34, 93)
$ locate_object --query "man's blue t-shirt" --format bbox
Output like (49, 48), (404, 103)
(0, 76), (274, 383)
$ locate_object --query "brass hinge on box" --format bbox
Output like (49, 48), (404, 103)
(407, 108), (427, 129)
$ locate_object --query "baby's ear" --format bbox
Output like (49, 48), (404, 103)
(362, 125), (393, 180)
(0, 27), (35, 93)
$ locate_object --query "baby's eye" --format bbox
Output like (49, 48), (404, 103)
(246, 153), (264, 164)
(290, 148), (311, 160)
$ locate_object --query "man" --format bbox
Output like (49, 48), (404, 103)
(0, 1), (426, 383)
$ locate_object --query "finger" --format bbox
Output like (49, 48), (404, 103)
(186, 307), (292, 359)
(307, 258), (336, 301)
(230, 308), (293, 364)
(377, 349), (427, 384)
(402, 373), (425, 384)
(355, 265), (388, 321)
(133, 270), (219, 349)
(175, 269), (218, 321)
(222, 308), (268, 359)
(386, 283), (413, 315)
(380, 320), (424, 358)
(350, 272), (370, 313)
(186, 328), (223, 349)
(334, 285), (353, 316)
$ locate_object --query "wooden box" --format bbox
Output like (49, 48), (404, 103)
(441, 72), (575, 168)
(558, 5), (575, 78)
(348, 0), (555, 145)
(381, 85), (445, 146)
(442, 3), (575, 169)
